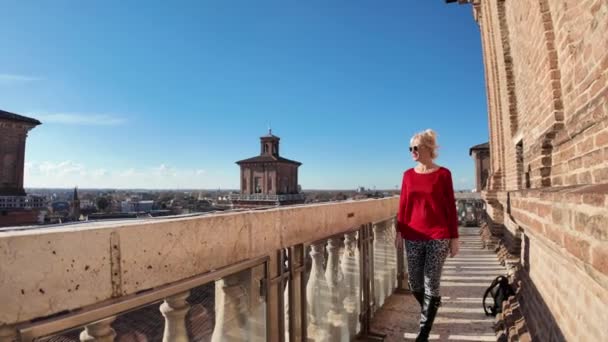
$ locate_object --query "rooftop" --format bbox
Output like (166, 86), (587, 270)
(0, 109), (41, 126)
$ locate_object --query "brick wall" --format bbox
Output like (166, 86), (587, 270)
(0, 209), (39, 227)
(470, 0), (608, 340)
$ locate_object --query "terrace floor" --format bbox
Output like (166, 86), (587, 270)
(371, 227), (501, 341)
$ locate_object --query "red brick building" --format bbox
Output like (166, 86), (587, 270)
(0, 110), (43, 227)
(469, 142), (490, 192)
(451, 0), (608, 340)
(231, 131), (304, 208)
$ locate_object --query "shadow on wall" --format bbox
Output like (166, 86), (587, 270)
(518, 234), (567, 342)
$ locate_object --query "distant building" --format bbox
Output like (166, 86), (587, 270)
(0, 110), (42, 227)
(230, 130), (305, 208)
(52, 201), (71, 212)
(121, 199), (154, 213)
(469, 142), (490, 192)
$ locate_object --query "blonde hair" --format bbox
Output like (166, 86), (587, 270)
(410, 129), (439, 159)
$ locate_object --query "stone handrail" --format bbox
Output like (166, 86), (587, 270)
(0, 197), (399, 336)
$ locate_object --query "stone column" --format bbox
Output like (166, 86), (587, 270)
(306, 242), (329, 341)
(325, 237), (349, 341)
(160, 291), (191, 342)
(80, 317), (116, 342)
(0, 325), (17, 342)
(341, 231), (360, 336)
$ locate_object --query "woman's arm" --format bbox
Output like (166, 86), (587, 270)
(444, 169), (459, 239)
(396, 171), (408, 234)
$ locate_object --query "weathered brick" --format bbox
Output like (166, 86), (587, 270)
(559, 145), (575, 161)
(577, 137), (595, 154)
(574, 211), (588, 232)
(595, 129), (608, 147)
(544, 223), (564, 245)
(563, 233), (591, 263)
(568, 157), (582, 170)
(591, 245), (608, 275)
(592, 167), (608, 182)
(551, 207), (567, 225)
(564, 191), (582, 204)
(553, 176), (563, 185)
(582, 149), (603, 168)
(574, 212), (608, 240)
(578, 170), (592, 183)
(582, 193), (605, 207)
(537, 202), (551, 217)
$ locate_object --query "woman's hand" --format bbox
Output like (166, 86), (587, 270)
(395, 233), (403, 250)
(449, 238), (460, 257)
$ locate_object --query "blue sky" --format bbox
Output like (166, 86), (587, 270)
(1, 1), (487, 190)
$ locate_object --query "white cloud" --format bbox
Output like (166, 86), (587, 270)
(35, 113), (126, 126)
(0, 74), (43, 83)
(38, 161), (85, 176)
(90, 169), (108, 178)
(24, 161), (231, 189)
(154, 164), (177, 177)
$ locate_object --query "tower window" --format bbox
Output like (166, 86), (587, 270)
(516, 140), (526, 189)
(254, 177), (262, 193)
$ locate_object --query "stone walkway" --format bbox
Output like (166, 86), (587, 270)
(370, 227), (504, 341)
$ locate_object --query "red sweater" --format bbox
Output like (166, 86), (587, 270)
(396, 167), (459, 240)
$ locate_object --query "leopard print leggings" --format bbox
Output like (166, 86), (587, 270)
(405, 239), (450, 296)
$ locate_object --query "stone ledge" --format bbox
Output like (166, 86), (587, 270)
(0, 197), (398, 325)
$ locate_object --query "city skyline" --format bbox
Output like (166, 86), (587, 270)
(2, 1), (488, 190)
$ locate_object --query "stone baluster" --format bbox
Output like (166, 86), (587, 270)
(80, 317), (116, 342)
(341, 231), (360, 336)
(389, 218), (399, 288)
(0, 325), (17, 342)
(160, 291), (191, 342)
(384, 222), (397, 295)
(325, 237), (349, 341)
(306, 242), (329, 341)
(380, 222), (392, 301)
(284, 252), (291, 342)
(372, 224), (387, 308)
(212, 274), (249, 342)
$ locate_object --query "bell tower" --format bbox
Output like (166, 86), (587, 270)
(233, 129), (304, 208)
(260, 129), (280, 157)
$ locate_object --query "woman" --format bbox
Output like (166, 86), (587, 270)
(395, 129), (460, 341)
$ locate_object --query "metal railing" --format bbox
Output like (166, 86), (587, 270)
(0, 195), (45, 209)
(228, 193), (306, 202)
(15, 257), (269, 341)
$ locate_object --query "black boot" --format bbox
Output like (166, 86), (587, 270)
(415, 295), (441, 342)
(412, 291), (425, 307)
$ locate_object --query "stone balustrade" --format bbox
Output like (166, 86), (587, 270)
(0, 197), (403, 341)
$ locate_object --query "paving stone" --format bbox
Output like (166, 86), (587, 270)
(371, 227), (501, 341)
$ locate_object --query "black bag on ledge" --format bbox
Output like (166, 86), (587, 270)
(482, 275), (515, 316)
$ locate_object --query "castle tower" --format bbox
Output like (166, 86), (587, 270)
(231, 130), (304, 208)
(0, 109), (42, 227)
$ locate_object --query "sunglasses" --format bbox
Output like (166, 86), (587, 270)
(409, 145), (421, 152)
